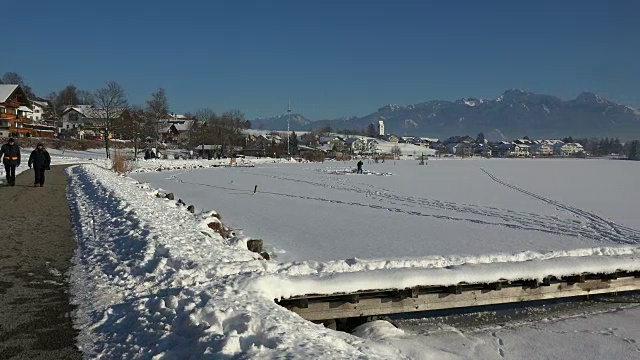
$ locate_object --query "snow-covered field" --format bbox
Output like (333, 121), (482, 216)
(29, 153), (640, 359)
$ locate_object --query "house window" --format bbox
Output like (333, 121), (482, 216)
(67, 125), (69, 129)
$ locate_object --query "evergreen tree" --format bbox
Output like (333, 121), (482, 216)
(627, 140), (639, 160)
(612, 138), (623, 154)
(289, 131), (299, 154)
(366, 123), (377, 138)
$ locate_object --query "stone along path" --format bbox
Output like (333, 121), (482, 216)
(0, 165), (81, 359)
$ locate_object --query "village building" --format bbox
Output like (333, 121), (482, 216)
(494, 142), (530, 157)
(28, 99), (49, 122)
(529, 142), (554, 157)
(161, 119), (196, 144)
(60, 105), (125, 139)
(0, 84), (37, 137)
(553, 142), (585, 156)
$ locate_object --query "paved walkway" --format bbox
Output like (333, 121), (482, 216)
(0, 166), (82, 359)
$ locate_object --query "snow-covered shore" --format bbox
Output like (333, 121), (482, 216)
(64, 158), (640, 358)
(66, 164), (401, 359)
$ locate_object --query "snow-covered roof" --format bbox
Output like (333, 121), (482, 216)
(172, 120), (195, 132)
(63, 105), (124, 119)
(264, 134), (282, 141)
(320, 136), (344, 143)
(320, 144), (333, 152)
(17, 105), (33, 112)
(62, 105), (94, 116)
(419, 137), (439, 142)
(0, 84), (19, 103)
(31, 100), (49, 108)
(529, 142), (552, 148)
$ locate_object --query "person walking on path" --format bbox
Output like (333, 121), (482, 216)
(28, 143), (51, 187)
(356, 159), (363, 174)
(1, 137), (21, 186)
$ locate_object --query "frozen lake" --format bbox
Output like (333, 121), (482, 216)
(132, 158), (640, 263)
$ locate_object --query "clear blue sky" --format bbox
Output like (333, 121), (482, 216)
(5, 0), (640, 120)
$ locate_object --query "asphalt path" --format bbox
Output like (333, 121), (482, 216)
(0, 165), (81, 359)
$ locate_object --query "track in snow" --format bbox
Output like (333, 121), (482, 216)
(481, 168), (640, 245)
(169, 166), (640, 246)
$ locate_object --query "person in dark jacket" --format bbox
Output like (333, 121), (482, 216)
(28, 143), (51, 187)
(0, 138), (21, 186)
(356, 160), (363, 174)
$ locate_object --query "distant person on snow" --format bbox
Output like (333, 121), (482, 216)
(356, 160), (363, 174)
(1, 138), (21, 186)
(28, 143), (51, 187)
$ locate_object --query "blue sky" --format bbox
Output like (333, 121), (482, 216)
(5, 0), (640, 119)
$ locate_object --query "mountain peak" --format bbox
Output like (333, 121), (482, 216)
(575, 92), (607, 104)
(378, 104), (403, 112)
(456, 97), (485, 107)
(495, 88), (530, 102)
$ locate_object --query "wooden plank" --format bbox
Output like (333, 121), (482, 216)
(283, 276), (640, 321)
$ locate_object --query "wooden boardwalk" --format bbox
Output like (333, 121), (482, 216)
(278, 271), (640, 321)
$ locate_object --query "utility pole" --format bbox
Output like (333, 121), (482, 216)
(287, 99), (291, 159)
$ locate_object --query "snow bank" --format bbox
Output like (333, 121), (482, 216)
(66, 164), (398, 359)
(255, 251), (640, 299)
(132, 157), (297, 173)
(267, 246), (640, 277)
(352, 321), (405, 340)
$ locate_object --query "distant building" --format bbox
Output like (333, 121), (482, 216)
(553, 142), (584, 156)
(378, 120), (384, 137)
(60, 105), (125, 138)
(384, 134), (400, 143)
(529, 143), (554, 157)
(29, 100), (48, 122)
(494, 142), (530, 157)
(161, 120), (196, 143)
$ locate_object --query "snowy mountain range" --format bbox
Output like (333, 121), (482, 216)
(252, 90), (640, 140)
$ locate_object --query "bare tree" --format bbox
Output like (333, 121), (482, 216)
(45, 91), (60, 120)
(145, 88), (169, 151)
(2, 72), (23, 85)
(94, 81), (127, 159)
(2, 72), (36, 98)
(117, 105), (151, 159)
(77, 90), (95, 105)
(391, 144), (402, 159)
(190, 108), (217, 153)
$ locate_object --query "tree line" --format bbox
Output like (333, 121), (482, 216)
(2, 71), (250, 159)
(564, 136), (639, 160)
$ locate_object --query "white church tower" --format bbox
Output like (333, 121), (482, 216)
(378, 119), (385, 137)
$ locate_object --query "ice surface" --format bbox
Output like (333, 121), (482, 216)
(132, 158), (640, 262)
